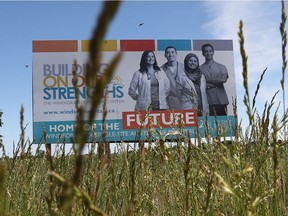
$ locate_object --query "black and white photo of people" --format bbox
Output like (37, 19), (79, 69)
(200, 43), (229, 116)
(160, 46), (184, 110)
(128, 44), (229, 116)
(179, 53), (209, 116)
(128, 50), (170, 111)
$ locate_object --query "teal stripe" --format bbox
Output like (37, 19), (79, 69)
(157, 40), (192, 51)
(33, 116), (236, 144)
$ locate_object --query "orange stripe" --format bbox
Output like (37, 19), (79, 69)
(33, 40), (78, 52)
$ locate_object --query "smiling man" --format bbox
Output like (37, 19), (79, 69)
(200, 43), (229, 116)
(161, 46), (185, 110)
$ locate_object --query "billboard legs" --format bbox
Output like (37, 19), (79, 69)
(159, 139), (165, 162)
(104, 142), (111, 165)
(45, 143), (53, 169)
(98, 141), (111, 165)
(139, 140), (145, 160)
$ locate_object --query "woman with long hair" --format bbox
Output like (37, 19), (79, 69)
(128, 50), (170, 111)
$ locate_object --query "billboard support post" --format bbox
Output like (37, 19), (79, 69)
(159, 139), (165, 162)
(139, 140), (145, 160)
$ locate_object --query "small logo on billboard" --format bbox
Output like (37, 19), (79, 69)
(106, 76), (124, 99)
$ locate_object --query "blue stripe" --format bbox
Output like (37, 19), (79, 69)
(157, 40), (192, 51)
(33, 116), (236, 144)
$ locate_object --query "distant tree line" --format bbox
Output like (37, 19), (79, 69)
(0, 110), (3, 144)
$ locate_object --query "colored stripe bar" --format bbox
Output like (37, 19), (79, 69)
(157, 40), (192, 51)
(120, 40), (155, 51)
(193, 40), (233, 51)
(32, 40), (78, 52)
(81, 40), (118, 52)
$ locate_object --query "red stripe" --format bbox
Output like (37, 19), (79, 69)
(120, 40), (155, 51)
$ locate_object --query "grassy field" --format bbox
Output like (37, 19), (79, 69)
(1, 1), (288, 215)
(1, 124), (288, 215)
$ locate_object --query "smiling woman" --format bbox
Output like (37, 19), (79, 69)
(128, 50), (170, 111)
(178, 52), (209, 116)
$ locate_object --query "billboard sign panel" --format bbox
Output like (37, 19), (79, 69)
(32, 39), (236, 144)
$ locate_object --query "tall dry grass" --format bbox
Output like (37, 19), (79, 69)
(0, 0), (288, 215)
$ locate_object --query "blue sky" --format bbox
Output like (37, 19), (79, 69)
(0, 0), (286, 156)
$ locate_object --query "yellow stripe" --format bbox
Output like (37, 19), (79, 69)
(81, 40), (117, 52)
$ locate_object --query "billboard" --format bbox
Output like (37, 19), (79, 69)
(32, 39), (236, 144)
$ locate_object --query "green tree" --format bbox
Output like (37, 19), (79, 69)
(0, 110), (3, 127)
(0, 110), (3, 144)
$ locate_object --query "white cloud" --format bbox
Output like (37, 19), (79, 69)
(202, 1), (282, 77)
(201, 1), (286, 127)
